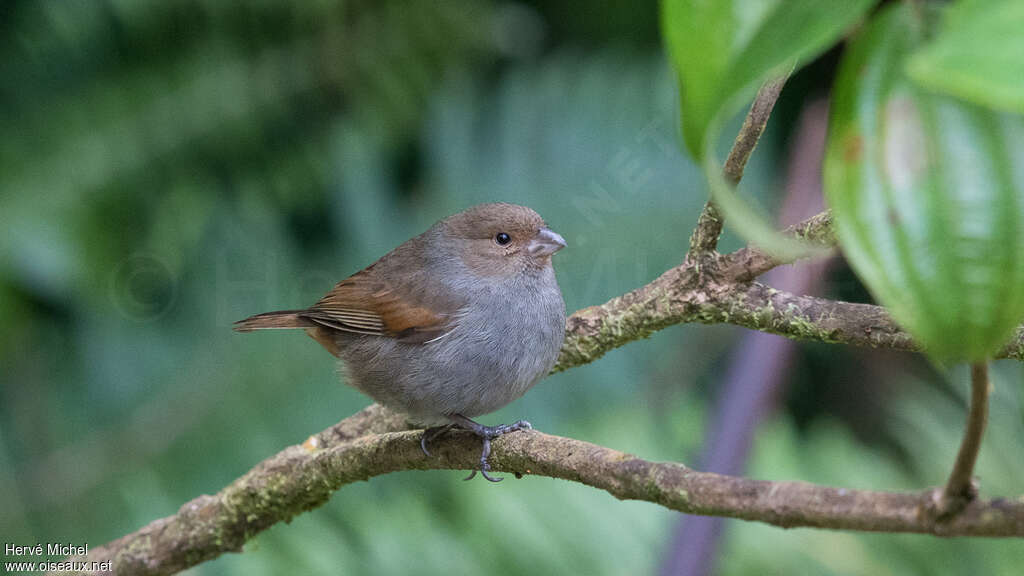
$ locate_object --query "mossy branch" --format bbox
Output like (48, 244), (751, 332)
(555, 210), (1024, 372)
(61, 404), (1024, 575)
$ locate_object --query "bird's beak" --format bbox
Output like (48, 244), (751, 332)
(528, 227), (567, 257)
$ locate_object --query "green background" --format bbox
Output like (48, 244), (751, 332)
(1, 1), (1021, 574)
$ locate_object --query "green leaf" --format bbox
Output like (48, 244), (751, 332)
(824, 4), (1024, 362)
(660, 0), (737, 158)
(661, 0), (877, 159)
(907, 0), (1024, 114)
(660, 0), (875, 259)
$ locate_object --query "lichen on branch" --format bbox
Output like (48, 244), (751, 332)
(61, 405), (1024, 576)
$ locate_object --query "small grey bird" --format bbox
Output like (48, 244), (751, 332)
(235, 203), (567, 481)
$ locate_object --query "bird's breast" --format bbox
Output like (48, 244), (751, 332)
(452, 274), (565, 381)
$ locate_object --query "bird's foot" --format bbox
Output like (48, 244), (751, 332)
(448, 414), (532, 482)
(420, 424), (457, 457)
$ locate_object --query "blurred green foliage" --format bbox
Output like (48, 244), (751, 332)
(907, 0), (1024, 114)
(1, 1), (1021, 574)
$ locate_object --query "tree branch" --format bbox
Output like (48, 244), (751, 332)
(937, 363), (991, 516)
(62, 405), (1024, 575)
(687, 76), (788, 256)
(554, 211), (1024, 372)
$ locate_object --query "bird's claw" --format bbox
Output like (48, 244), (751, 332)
(449, 416), (532, 482)
(420, 424), (456, 457)
(463, 433), (502, 482)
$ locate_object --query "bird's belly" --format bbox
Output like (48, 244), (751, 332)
(336, 306), (563, 424)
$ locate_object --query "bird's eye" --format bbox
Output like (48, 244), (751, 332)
(494, 232), (511, 245)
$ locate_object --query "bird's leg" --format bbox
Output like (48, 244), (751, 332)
(448, 414), (532, 482)
(420, 423), (457, 457)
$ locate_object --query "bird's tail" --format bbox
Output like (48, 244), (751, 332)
(233, 310), (313, 332)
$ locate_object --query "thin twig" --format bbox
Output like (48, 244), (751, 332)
(59, 406), (1024, 575)
(937, 362), (991, 516)
(717, 210), (835, 282)
(687, 76), (789, 256)
(723, 77), (788, 185)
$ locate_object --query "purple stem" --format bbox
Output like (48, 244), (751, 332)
(661, 99), (831, 576)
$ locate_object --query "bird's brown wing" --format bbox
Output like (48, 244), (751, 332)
(301, 264), (460, 343)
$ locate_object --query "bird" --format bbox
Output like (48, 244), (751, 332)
(234, 203), (567, 481)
